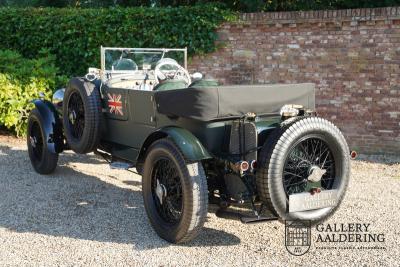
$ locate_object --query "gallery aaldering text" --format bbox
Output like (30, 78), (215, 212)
(315, 223), (385, 243)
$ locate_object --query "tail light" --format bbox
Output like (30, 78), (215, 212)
(240, 161), (249, 172)
(250, 160), (257, 171)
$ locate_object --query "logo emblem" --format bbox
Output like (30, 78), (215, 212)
(107, 93), (124, 116)
(285, 220), (311, 256)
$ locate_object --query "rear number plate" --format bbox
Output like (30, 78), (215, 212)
(289, 189), (338, 213)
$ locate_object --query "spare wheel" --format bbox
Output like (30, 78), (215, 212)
(63, 77), (101, 154)
(256, 117), (350, 223)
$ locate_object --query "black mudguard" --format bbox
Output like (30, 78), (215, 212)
(32, 99), (64, 154)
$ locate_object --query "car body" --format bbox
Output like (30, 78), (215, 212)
(27, 47), (352, 243)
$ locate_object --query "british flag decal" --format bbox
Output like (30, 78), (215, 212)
(107, 93), (124, 116)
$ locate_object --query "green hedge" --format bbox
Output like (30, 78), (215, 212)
(0, 6), (233, 77)
(0, 50), (66, 136)
(2, 0), (400, 12)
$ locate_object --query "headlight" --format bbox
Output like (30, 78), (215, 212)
(52, 88), (65, 107)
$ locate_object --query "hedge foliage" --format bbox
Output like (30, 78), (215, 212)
(0, 6), (233, 77)
(0, 50), (66, 136)
(1, 0), (400, 12)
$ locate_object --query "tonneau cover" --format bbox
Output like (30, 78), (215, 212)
(154, 83), (315, 121)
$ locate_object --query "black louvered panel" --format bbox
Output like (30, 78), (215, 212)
(229, 120), (257, 162)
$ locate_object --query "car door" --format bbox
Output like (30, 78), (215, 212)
(100, 85), (156, 159)
(128, 89), (157, 148)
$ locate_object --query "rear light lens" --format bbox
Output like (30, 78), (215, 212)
(250, 160), (257, 170)
(240, 161), (249, 172)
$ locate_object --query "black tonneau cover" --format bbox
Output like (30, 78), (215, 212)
(155, 83), (315, 121)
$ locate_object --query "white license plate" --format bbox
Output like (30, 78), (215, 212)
(289, 189), (338, 213)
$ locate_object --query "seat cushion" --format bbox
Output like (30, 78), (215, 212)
(153, 80), (187, 91)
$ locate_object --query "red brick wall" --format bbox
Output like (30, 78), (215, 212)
(189, 7), (400, 154)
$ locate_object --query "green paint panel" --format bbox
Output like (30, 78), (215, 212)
(162, 127), (212, 161)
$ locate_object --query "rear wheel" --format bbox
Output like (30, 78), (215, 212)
(142, 139), (208, 243)
(257, 117), (350, 222)
(27, 109), (58, 174)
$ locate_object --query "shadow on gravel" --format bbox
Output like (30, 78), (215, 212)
(0, 145), (240, 249)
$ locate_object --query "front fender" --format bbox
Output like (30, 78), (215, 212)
(33, 99), (64, 154)
(137, 126), (212, 164)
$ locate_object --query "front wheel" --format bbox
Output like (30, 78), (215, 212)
(257, 117), (350, 222)
(27, 109), (58, 174)
(142, 139), (208, 243)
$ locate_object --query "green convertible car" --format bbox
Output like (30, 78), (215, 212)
(27, 47), (353, 243)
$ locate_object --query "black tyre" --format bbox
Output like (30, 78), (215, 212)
(63, 77), (101, 154)
(27, 109), (58, 174)
(257, 117), (350, 222)
(142, 139), (208, 243)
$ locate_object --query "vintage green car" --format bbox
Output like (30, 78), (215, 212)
(27, 47), (352, 243)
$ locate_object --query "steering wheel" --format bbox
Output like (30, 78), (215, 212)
(154, 58), (191, 86)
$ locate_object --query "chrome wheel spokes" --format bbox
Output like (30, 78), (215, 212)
(67, 92), (85, 139)
(283, 137), (335, 196)
(151, 158), (183, 224)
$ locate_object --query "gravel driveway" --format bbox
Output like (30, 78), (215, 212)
(0, 135), (399, 266)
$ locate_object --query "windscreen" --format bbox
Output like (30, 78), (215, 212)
(103, 48), (186, 72)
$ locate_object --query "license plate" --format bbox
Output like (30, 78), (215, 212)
(289, 189), (338, 213)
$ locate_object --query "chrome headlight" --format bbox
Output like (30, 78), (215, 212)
(52, 88), (65, 108)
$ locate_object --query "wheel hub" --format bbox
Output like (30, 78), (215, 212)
(69, 110), (76, 125)
(308, 165), (327, 183)
(29, 136), (37, 148)
(155, 179), (167, 205)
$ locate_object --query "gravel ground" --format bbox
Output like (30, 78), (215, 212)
(0, 136), (399, 266)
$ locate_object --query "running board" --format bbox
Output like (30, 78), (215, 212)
(110, 161), (134, 170)
(216, 209), (278, 224)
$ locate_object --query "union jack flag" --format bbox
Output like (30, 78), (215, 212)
(107, 93), (124, 116)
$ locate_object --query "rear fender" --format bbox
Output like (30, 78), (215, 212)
(137, 126), (212, 165)
(32, 99), (64, 154)
(255, 119), (280, 147)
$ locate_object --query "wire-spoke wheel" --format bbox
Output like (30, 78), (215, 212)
(257, 117), (350, 222)
(30, 120), (44, 162)
(151, 157), (183, 224)
(142, 138), (208, 244)
(27, 109), (58, 174)
(67, 92), (85, 139)
(283, 136), (336, 196)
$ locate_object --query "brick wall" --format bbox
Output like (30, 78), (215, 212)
(189, 7), (400, 154)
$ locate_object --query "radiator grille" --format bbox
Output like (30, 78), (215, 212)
(229, 120), (257, 162)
